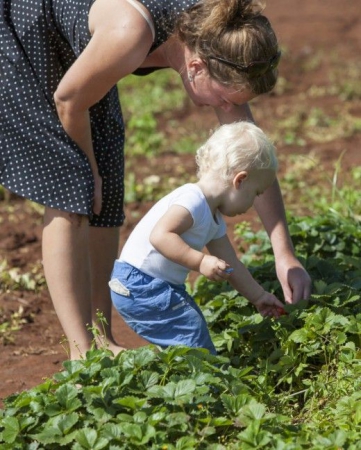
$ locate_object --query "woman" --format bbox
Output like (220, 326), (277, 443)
(0, 0), (311, 359)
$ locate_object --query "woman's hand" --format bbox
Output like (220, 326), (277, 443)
(276, 255), (312, 304)
(93, 173), (103, 215)
(253, 291), (287, 318)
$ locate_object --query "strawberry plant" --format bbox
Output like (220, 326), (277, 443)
(1, 211), (361, 449)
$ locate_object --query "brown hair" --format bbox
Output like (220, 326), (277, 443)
(174, 0), (279, 95)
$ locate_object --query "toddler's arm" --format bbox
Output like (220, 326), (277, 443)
(150, 205), (228, 280)
(207, 235), (286, 317)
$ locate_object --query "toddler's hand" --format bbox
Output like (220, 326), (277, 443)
(253, 291), (287, 318)
(199, 255), (232, 281)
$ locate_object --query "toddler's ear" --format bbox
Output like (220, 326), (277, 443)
(233, 171), (248, 189)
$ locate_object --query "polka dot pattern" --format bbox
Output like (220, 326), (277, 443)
(136, 0), (199, 51)
(0, 0), (198, 227)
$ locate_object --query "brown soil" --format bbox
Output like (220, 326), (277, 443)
(1, 0), (360, 408)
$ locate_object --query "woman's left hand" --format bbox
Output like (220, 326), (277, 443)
(276, 255), (312, 304)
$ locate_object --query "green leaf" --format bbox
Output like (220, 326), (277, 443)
(118, 423), (156, 445)
(175, 436), (198, 449)
(245, 403), (266, 420)
(166, 412), (191, 427)
(2, 417), (20, 443)
(30, 413), (79, 444)
(140, 371), (159, 389)
(174, 380), (196, 398)
(99, 423), (122, 440)
(114, 396), (147, 410)
(289, 328), (310, 343)
(75, 428), (109, 449)
(221, 394), (253, 415)
(163, 383), (176, 400)
(133, 347), (158, 367)
(210, 416), (233, 427)
(55, 384), (82, 411)
(56, 412), (79, 434)
(31, 426), (63, 444)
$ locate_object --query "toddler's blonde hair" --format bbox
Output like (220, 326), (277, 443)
(196, 121), (278, 183)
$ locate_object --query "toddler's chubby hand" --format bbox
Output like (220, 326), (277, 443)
(199, 255), (233, 281)
(253, 291), (287, 318)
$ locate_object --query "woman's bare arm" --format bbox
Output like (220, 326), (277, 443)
(214, 104), (312, 303)
(53, 0), (154, 212)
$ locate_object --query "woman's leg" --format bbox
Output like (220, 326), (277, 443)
(42, 207), (93, 360)
(89, 225), (125, 354)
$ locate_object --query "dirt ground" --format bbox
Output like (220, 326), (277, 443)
(1, 0), (360, 408)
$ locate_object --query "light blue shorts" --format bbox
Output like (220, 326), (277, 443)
(109, 261), (216, 354)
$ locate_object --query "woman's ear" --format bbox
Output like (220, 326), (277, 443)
(187, 57), (207, 79)
(233, 171), (248, 189)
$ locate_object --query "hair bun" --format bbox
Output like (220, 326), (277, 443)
(202, 0), (265, 34)
(239, 0), (265, 18)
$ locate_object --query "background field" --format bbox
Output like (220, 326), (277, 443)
(1, 0), (360, 407)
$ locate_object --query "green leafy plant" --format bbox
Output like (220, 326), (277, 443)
(120, 70), (192, 156)
(0, 260), (45, 344)
(0, 260), (45, 293)
(1, 211), (361, 448)
(0, 306), (28, 345)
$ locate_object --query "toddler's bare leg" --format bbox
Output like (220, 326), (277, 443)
(42, 207), (93, 360)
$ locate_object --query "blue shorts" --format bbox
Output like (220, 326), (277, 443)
(109, 261), (216, 354)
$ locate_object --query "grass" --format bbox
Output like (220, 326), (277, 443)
(0, 306), (28, 345)
(280, 152), (361, 219)
(120, 70), (207, 157)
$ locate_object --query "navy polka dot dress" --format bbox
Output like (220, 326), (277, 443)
(0, 0), (198, 227)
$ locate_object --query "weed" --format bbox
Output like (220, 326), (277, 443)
(0, 306), (28, 345)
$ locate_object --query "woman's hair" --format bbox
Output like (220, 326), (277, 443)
(174, 0), (279, 95)
(196, 121), (278, 183)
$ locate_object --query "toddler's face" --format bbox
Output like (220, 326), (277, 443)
(219, 169), (276, 217)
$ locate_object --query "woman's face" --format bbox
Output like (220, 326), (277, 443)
(184, 71), (256, 112)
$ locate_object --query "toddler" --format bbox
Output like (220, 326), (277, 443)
(109, 122), (285, 354)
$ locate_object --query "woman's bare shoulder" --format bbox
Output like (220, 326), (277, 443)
(89, 0), (153, 36)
